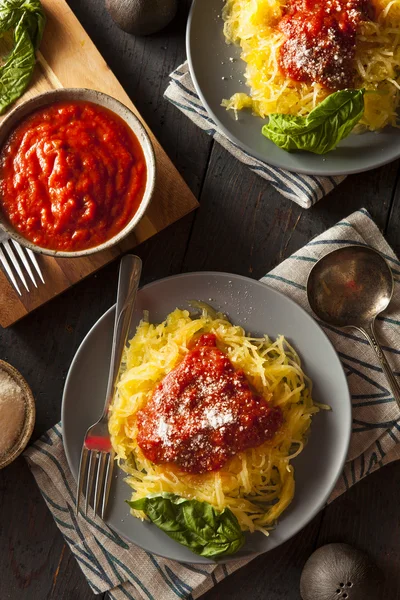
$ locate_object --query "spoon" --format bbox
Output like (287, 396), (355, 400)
(307, 245), (400, 411)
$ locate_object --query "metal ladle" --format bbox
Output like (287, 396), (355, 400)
(307, 245), (400, 411)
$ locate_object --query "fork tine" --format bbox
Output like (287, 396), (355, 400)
(94, 452), (107, 516)
(11, 240), (37, 288)
(2, 240), (29, 291)
(101, 450), (115, 520)
(85, 451), (98, 516)
(76, 446), (89, 516)
(26, 247), (45, 284)
(0, 246), (21, 295)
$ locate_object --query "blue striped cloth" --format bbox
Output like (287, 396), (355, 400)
(261, 208), (400, 498)
(164, 62), (346, 209)
(24, 209), (400, 598)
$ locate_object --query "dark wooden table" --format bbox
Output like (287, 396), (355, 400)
(1, 1), (400, 598)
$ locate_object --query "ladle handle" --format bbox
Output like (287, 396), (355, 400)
(360, 321), (400, 412)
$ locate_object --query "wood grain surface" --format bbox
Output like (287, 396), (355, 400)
(0, 0), (198, 328)
(0, 0), (399, 599)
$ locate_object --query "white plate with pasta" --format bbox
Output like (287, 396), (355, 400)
(62, 272), (351, 563)
(187, 0), (400, 175)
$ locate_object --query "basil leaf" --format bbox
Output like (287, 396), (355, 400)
(128, 493), (245, 558)
(262, 89), (365, 154)
(0, 0), (46, 114)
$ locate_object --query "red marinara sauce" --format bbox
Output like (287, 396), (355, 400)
(0, 101), (147, 252)
(278, 0), (374, 90)
(136, 333), (283, 474)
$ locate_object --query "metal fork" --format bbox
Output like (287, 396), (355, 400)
(0, 229), (45, 295)
(76, 254), (142, 519)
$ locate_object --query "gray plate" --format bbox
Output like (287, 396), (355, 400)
(62, 272), (351, 564)
(186, 0), (400, 176)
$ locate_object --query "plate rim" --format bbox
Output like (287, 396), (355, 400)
(62, 270), (351, 563)
(186, 0), (400, 177)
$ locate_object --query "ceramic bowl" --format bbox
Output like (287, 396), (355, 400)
(0, 88), (156, 258)
(62, 272), (351, 563)
(0, 360), (35, 470)
(187, 0), (400, 176)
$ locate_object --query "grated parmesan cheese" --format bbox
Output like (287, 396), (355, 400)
(0, 369), (25, 456)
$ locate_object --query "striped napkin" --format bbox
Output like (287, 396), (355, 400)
(24, 209), (400, 599)
(164, 62), (346, 209)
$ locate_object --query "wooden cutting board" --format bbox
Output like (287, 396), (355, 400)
(0, 0), (198, 328)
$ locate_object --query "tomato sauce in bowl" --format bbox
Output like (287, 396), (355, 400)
(0, 100), (148, 252)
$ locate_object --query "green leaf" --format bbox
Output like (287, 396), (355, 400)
(262, 88), (365, 154)
(127, 493), (245, 559)
(0, 0), (46, 114)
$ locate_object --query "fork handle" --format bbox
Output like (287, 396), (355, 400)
(103, 254), (142, 417)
